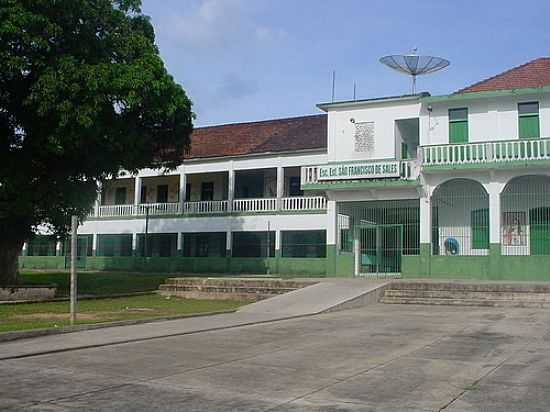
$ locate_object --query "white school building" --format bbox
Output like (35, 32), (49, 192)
(21, 57), (550, 280)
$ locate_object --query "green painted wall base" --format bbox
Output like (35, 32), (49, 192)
(18, 256), (327, 277)
(19, 256), (66, 270)
(401, 243), (550, 281)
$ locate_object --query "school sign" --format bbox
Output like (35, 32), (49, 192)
(318, 161), (400, 181)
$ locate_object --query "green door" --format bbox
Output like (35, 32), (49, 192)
(530, 207), (550, 255)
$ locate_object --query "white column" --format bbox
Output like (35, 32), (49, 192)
(95, 182), (102, 217)
(132, 233), (138, 255)
(226, 231), (232, 256)
(276, 166), (284, 210)
(354, 238), (360, 277)
(227, 168), (235, 213)
(133, 176), (142, 205)
(487, 182), (504, 245)
(179, 171), (186, 213)
(92, 233), (98, 256)
(55, 240), (63, 256)
(327, 200), (338, 246)
(177, 232), (184, 256)
(275, 230), (281, 256)
(22, 242), (28, 257)
(419, 188), (432, 245)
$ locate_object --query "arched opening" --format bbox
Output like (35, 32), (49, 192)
(501, 175), (550, 256)
(431, 179), (489, 256)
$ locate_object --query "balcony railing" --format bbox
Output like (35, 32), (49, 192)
(281, 196), (327, 211)
(301, 159), (420, 185)
(233, 198), (277, 213)
(90, 196), (326, 219)
(183, 200), (228, 214)
(136, 202), (180, 216)
(422, 138), (550, 166)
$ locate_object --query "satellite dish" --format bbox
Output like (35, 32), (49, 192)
(380, 49), (450, 93)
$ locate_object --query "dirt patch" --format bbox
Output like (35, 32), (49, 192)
(13, 312), (109, 321)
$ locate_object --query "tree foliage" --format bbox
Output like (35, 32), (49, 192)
(0, 0), (194, 283)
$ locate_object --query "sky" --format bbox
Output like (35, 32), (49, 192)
(141, 0), (550, 127)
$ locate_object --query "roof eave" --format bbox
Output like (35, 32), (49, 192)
(317, 93), (429, 112)
(423, 85), (550, 103)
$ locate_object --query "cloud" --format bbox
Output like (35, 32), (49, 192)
(217, 72), (258, 100)
(156, 0), (286, 52)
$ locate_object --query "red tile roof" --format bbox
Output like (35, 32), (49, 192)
(186, 114), (327, 159)
(456, 57), (550, 94)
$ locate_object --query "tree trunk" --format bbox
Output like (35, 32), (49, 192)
(0, 238), (24, 285)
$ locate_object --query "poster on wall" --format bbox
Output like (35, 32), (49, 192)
(502, 211), (527, 246)
(354, 122), (375, 155)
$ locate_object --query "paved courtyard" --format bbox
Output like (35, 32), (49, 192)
(1, 303), (550, 411)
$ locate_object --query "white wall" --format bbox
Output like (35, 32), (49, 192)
(326, 99), (421, 162)
(140, 176), (179, 203)
(101, 178), (134, 205)
(186, 172), (227, 201)
(422, 93), (550, 146)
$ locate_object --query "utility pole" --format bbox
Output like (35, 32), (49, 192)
(70, 215), (78, 325)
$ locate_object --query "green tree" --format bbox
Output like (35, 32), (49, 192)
(0, 0), (193, 284)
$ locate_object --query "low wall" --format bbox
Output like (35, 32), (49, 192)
(0, 285), (57, 301)
(19, 256), (65, 270)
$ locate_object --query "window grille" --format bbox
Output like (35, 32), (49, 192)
(281, 230), (326, 258)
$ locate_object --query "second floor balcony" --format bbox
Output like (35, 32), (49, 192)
(89, 166), (327, 220)
(421, 138), (550, 169)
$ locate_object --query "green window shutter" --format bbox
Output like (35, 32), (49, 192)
(449, 108), (468, 144)
(471, 208), (489, 249)
(518, 102), (540, 139)
(401, 142), (409, 159)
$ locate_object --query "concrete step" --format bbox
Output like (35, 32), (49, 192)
(388, 281), (550, 293)
(383, 289), (550, 301)
(163, 278), (314, 289)
(158, 278), (317, 301)
(380, 296), (550, 308)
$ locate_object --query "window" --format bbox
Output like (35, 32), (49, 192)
(137, 233), (177, 257)
(156, 185), (168, 203)
(282, 230), (326, 258)
(232, 231), (275, 257)
(471, 208), (489, 250)
(114, 187), (127, 205)
(288, 176), (303, 196)
(97, 234), (132, 257)
(183, 232), (226, 257)
(401, 142), (409, 160)
(140, 186), (147, 203)
(201, 182), (214, 201)
(185, 183), (191, 201)
(518, 102), (540, 139)
(448, 108), (468, 144)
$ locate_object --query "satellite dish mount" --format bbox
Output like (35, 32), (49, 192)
(379, 49), (450, 94)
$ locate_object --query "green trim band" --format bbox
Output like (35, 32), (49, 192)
(422, 85), (550, 103)
(302, 179), (419, 190)
(422, 158), (550, 172)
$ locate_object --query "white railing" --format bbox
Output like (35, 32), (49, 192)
(97, 204), (135, 217)
(136, 202), (180, 216)
(422, 138), (550, 166)
(183, 200), (228, 214)
(281, 196), (327, 211)
(233, 198), (277, 212)
(91, 196), (327, 218)
(301, 160), (420, 185)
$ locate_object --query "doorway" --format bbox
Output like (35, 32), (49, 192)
(357, 223), (403, 275)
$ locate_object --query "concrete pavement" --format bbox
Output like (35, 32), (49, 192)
(2, 303), (550, 411)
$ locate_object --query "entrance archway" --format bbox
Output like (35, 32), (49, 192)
(431, 179), (489, 256)
(501, 175), (550, 256)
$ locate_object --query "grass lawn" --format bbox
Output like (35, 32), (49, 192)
(19, 271), (171, 297)
(0, 294), (250, 333)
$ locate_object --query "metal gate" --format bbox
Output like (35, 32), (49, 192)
(357, 223), (403, 275)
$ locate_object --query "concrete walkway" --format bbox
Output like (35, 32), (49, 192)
(0, 278), (388, 360)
